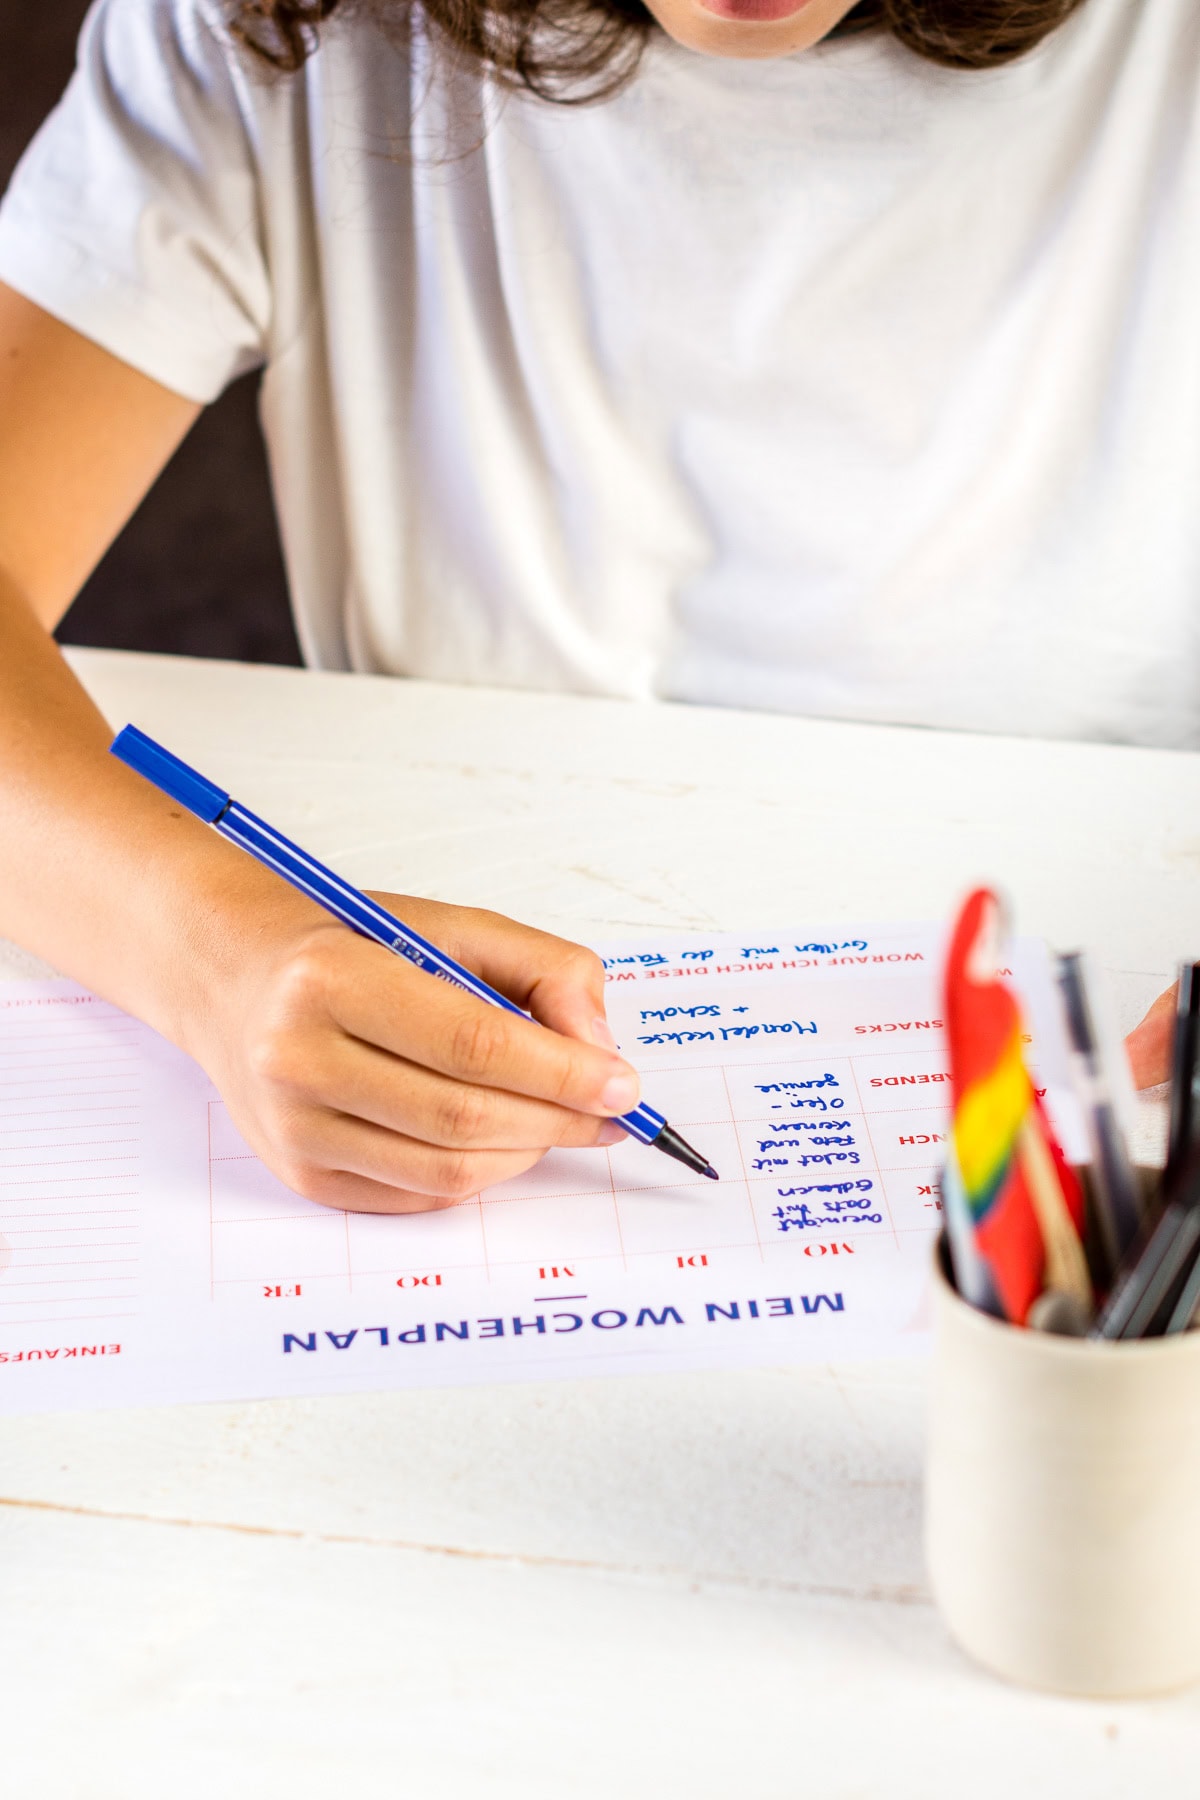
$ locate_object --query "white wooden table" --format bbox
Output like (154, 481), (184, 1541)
(2, 647), (1198, 1798)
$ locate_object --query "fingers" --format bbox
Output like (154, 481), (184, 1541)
(1126, 983), (1178, 1089)
(371, 894), (614, 1046)
(299, 929), (640, 1119)
(276, 1110), (554, 1212)
(276, 1020), (628, 1151)
(213, 898), (637, 1218)
(278, 1170), (457, 1215)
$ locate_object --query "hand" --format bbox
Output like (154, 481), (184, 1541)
(0, 291), (621, 1212)
(1125, 984), (1177, 1089)
(189, 891), (638, 1213)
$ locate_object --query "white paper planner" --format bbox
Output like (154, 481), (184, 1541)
(0, 924), (1078, 1414)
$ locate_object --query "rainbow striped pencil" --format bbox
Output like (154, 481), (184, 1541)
(943, 888), (1090, 1324)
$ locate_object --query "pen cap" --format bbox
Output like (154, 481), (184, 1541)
(110, 725), (230, 824)
(925, 1234), (1200, 1698)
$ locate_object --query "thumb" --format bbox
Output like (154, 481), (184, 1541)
(1125, 984), (1178, 1089)
(527, 945), (616, 1051)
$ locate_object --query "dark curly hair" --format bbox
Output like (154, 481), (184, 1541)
(231, 0), (1090, 105)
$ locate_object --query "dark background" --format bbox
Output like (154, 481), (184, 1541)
(1, 1), (301, 663)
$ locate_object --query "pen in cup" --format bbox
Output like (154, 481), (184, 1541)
(1056, 951), (1142, 1280)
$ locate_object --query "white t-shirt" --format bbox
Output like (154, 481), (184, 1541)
(1, 0), (1198, 746)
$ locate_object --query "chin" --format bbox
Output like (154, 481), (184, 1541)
(648, 0), (857, 58)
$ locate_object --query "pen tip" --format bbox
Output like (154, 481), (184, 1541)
(652, 1123), (719, 1182)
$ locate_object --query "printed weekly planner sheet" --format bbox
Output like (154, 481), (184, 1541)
(0, 925), (1078, 1413)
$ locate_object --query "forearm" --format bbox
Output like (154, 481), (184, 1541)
(0, 573), (300, 1052)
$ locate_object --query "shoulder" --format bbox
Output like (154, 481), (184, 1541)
(76, 0), (244, 77)
(64, 0), (264, 138)
(61, 0), (403, 160)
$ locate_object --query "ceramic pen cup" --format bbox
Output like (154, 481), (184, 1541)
(925, 1235), (1200, 1698)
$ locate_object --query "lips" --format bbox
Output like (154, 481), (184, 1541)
(696, 0), (814, 19)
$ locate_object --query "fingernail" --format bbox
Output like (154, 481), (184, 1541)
(601, 1067), (641, 1114)
(596, 1120), (626, 1146)
(591, 1016), (618, 1050)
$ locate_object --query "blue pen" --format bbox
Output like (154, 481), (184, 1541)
(111, 725), (718, 1182)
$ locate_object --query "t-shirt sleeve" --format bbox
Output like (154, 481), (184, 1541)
(0, 0), (271, 403)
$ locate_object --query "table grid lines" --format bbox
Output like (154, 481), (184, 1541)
(203, 1037), (947, 1294)
(719, 1063), (764, 1265)
(0, 1005), (144, 1332)
(844, 1053), (902, 1253)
